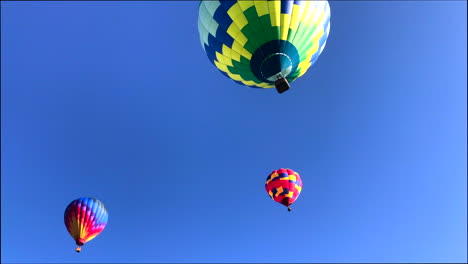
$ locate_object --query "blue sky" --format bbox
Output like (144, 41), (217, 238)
(1, 1), (467, 263)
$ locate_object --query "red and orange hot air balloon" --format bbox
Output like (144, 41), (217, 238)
(64, 197), (108, 252)
(265, 168), (303, 211)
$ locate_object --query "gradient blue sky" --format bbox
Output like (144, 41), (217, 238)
(1, 1), (467, 263)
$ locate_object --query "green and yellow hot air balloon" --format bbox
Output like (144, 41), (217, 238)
(197, 0), (331, 93)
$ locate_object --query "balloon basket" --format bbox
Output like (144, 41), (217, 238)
(275, 77), (290, 94)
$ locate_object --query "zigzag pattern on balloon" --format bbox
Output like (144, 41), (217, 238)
(198, 0), (330, 89)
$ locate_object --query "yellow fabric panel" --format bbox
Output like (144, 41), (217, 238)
(214, 60), (228, 73)
(276, 186), (284, 196)
(297, 61), (311, 75)
(303, 3), (317, 27)
(285, 191), (294, 198)
(234, 31), (249, 46)
(240, 48), (252, 60)
(295, 185), (302, 192)
(243, 80), (261, 86)
(215, 51), (225, 65)
(227, 71), (243, 81)
(289, 175), (297, 181)
(280, 14), (291, 40)
(311, 26), (325, 45)
(299, 1), (312, 24)
(297, 65), (307, 76)
(254, 0), (269, 17)
(267, 172), (280, 184)
(81, 230), (89, 240)
(280, 176), (290, 180)
(221, 44), (232, 60)
(231, 13), (249, 30)
(268, 1), (281, 27)
(307, 39), (321, 59)
(238, 0), (254, 11)
(306, 3), (327, 26)
(296, 65), (311, 78)
(297, 42), (319, 70)
(216, 52), (233, 67)
(81, 218), (91, 239)
(289, 4), (302, 31)
(230, 42), (242, 55)
(227, 4), (249, 43)
(227, 23), (242, 41)
(81, 221), (89, 238)
(259, 83), (274, 88)
(228, 27), (249, 55)
(231, 42), (244, 58)
(227, 2), (243, 19)
(79, 217), (84, 239)
(222, 45), (241, 62)
(86, 234), (98, 243)
(231, 41), (252, 60)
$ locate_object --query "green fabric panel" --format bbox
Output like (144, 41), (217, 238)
(241, 7), (266, 53)
(294, 23), (318, 56)
(228, 57), (262, 83)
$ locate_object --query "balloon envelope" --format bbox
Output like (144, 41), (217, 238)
(64, 197), (108, 252)
(198, 0), (331, 90)
(265, 168), (303, 209)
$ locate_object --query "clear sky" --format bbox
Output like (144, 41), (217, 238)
(1, 1), (467, 263)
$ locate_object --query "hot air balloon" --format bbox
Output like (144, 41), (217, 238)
(265, 168), (303, 211)
(64, 197), (108, 253)
(198, 0), (331, 93)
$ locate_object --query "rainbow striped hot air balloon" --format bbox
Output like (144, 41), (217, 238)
(198, 0), (331, 93)
(64, 197), (108, 252)
(265, 168), (303, 211)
